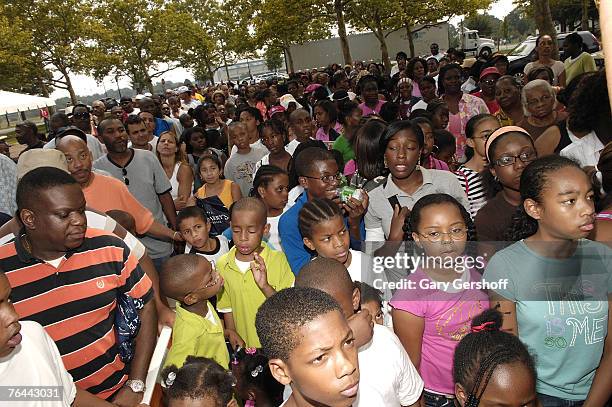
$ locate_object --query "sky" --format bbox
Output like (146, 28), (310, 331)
(51, 0), (515, 100)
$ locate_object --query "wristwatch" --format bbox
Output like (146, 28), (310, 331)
(124, 379), (146, 393)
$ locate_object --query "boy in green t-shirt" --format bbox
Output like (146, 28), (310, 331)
(216, 197), (295, 349)
(159, 254), (229, 370)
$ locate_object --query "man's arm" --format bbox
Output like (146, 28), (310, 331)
(112, 299), (158, 407)
(158, 191), (177, 229)
(139, 254), (175, 330)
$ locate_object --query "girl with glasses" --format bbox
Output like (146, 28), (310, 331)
(391, 193), (489, 407)
(474, 126), (537, 243)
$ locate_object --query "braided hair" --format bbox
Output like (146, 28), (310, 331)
(453, 308), (536, 407)
(505, 155), (582, 241)
(161, 356), (234, 407)
(231, 347), (284, 405)
(251, 165), (288, 198)
(298, 198), (343, 240)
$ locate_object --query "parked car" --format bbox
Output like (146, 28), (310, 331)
(506, 31), (600, 79)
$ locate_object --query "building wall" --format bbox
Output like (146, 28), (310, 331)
(288, 23), (449, 71)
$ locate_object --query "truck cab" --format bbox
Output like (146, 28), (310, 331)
(461, 29), (495, 58)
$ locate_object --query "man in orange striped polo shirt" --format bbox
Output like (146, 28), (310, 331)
(0, 167), (157, 406)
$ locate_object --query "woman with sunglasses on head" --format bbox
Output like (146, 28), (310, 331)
(364, 120), (469, 244)
(474, 126), (537, 244)
(484, 155), (611, 406)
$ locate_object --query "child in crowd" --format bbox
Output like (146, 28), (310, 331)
(453, 309), (537, 407)
(427, 99), (450, 131)
(296, 258), (424, 406)
(159, 255), (229, 370)
(255, 286), (361, 407)
(333, 100), (362, 176)
(216, 198), (294, 349)
(358, 75), (386, 116)
(192, 151), (241, 236)
(299, 198), (371, 282)
(412, 117), (449, 171)
(230, 347), (284, 407)
(454, 114), (499, 218)
(314, 99), (342, 145)
(474, 126), (537, 242)
(484, 155), (611, 406)
(392, 193), (489, 407)
(105, 209), (137, 235)
(224, 122), (268, 197)
(177, 206), (231, 264)
(286, 109), (315, 155)
(255, 119), (292, 174)
(251, 165), (290, 251)
(0, 273), (113, 406)
(433, 129), (457, 170)
(161, 356), (237, 407)
(358, 282), (384, 325)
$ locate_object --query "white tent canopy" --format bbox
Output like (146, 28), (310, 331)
(0, 90), (55, 115)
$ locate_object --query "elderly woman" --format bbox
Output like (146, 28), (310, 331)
(494, 75), (525, 126)
(517, 79), (567, 141)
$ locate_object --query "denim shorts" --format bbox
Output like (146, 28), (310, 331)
(424, 390), (455, 407)
(537, 393), (585, 407)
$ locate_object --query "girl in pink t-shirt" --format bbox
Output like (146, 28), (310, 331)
(390, 193), (489, 405)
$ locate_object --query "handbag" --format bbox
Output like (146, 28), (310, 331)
(196, 195), (230, 237)
(115, 294), (144, 363)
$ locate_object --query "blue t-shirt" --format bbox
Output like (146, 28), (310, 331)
(279, 191), (364, 275)
(154, 117), (172, 137)
(483, 239), (611, 400)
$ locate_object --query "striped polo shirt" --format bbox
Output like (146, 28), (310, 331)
(0, 228), (153, 399)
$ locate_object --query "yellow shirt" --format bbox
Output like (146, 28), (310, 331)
(163, 301), (229, 370)
(216, 242), (295, 348)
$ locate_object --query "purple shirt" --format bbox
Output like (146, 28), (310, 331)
(359, 100), (386, 116)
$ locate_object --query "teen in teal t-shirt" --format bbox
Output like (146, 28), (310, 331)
(483, 155), (612, 404)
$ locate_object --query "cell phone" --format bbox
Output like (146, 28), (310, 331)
(388, 195), (400, 209)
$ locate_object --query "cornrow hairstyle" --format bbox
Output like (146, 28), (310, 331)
(480, 130), (535, 199)
(505, 155), (582, 241)
(298, 198), (343, 239)
(380, 119), (425, 152)
(177, 206), (209, 229)
(437, 63), (462, 95)
(358, 281), (382, 306)
(453, 308), (536, 407)
(251, 165), (288, 198)
(231, 347), (284, 405)
(426, 98), (448, 117)
(161, 356), (234, 407)
(255, 287), (342, 361)
(403, 193), (477, 242)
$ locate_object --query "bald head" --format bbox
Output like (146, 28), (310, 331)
(56, 135), (92, 185)
(296, 257), (354, 295)
(159, 254), (212, 301)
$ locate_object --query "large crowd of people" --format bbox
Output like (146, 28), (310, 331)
(0, 35), (610, 407)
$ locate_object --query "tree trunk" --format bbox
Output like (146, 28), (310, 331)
(60, 69), (78, 105)
(581, 0), (590, 30)
(375, 26), (391, 75)
(144, 70), (154, 94)
(405, 22), (415, 58)
(222, 46), (231, 81)
(284, 46), (295, 74)
(335, 0), (352, 65)
(532, 0), (558, 59)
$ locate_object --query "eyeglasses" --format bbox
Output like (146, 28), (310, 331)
(187, 269), (220, 296)
(418, 227), (467, 242)
(122, 167), (129, 185)
(494, 150), (537, 167)
(526, 94), (553, 107)
(73, 112), (90, 119)
(302, 172), (342, 184)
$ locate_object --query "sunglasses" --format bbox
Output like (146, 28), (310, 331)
(73, 112), (90, 119)
(122, 167), (129, 185)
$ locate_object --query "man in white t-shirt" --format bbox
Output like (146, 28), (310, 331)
(429, 43), (445, 61)
(0, 272), (113, 406)
(296, 258), (424, 406)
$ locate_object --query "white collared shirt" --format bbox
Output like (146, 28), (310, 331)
(560, 130), (604, 167)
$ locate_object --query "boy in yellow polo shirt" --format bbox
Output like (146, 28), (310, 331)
(217, 197), (295, 349)
(159, 254), (229, 369)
